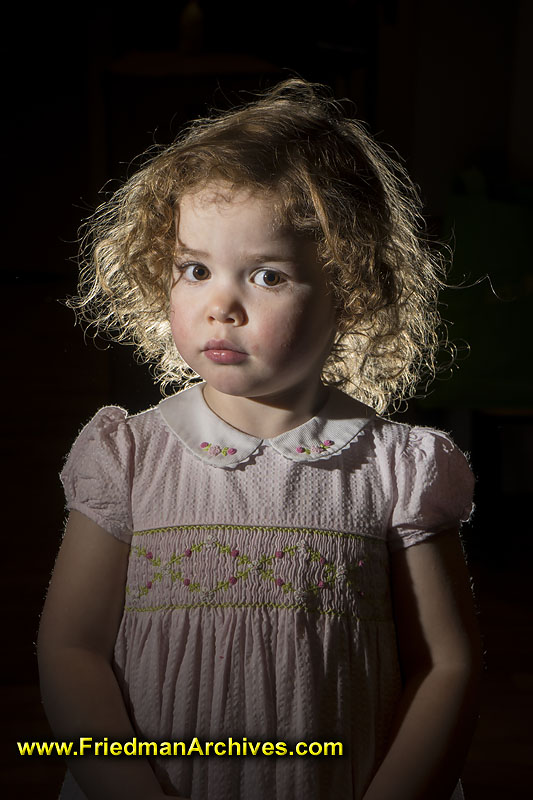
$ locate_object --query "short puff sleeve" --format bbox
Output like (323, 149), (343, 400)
(60, 407), (134, 543)
(388, 428), (474, 552)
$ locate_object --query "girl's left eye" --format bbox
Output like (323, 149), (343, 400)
(252, 269), (284, 288)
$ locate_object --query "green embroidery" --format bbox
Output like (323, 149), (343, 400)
(123, 599), (387, 621)
(131, 544), (162, 566)
(131, 523), (371, 542)
(126, 525), (367, 608)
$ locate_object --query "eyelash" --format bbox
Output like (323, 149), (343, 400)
(175, 262), (285, 288)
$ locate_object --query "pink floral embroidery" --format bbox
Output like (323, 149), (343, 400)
(200, 442), (238, 457)
(295, 440), (335, 455)
(276, 577), (285, 587)
(231, 548), (239, 558)
(229, 576), (237, 585)
(275, 550), (284, 559)
(184, 548), (192, 557)
(146, 581), (152, 589)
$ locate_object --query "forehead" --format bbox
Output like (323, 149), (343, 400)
(174, 183), (320, 268)
(176, 183), (286, 231)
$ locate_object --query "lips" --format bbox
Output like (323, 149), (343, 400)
(203, 339), (247, 354)
(203, 339), (248, 365)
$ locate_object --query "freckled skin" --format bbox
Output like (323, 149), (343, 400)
(170, 185), (336, 430)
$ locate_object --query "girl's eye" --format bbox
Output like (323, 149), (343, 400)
(253, 269), (284, 288)
(178, 263), (210, 281)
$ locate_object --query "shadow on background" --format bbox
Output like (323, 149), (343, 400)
(3, 2), (532, 797)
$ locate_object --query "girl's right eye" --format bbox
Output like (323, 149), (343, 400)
(177, 263), (210, 281)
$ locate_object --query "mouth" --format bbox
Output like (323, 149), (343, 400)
(203, 339), (248, 365)
(203, 339), (247, 354)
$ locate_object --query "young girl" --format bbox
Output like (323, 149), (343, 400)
(38, 79), (482, 800)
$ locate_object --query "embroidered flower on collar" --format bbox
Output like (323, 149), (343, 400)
(159, 383), (376, 469)
(200, 441), (238, 457)
(295, 439), (334, 455)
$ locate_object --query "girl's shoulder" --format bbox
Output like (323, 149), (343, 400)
(62, 404), (132, 462)
(60, 397), (185, 488)
(61, 402), (161, 456)
(59, 402), (171, 542)
(370, 413), (464, 456)
(68, 396), (180, 444)
(376, 419), (475, 550)
(369, 414), (473, 490)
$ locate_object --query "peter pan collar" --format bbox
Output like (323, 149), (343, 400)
(157, 382), (375, 469)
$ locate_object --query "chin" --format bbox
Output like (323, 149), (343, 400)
(200, 370), (280, 400)
(194, 369), (249, 396)
(212, 381), (265, 399)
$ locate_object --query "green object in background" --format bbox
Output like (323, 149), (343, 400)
(419, 170), (533, 410)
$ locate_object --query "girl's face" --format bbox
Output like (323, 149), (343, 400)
(170, 184), (336, 405)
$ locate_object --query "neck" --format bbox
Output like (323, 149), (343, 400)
(202, 381), (330, 439)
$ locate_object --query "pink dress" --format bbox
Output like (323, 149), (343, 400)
(59, 383), (473, 800)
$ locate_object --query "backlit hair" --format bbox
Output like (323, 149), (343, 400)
(70, 79), (448, 413)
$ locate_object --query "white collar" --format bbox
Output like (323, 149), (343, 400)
(157, 382), (375, 469)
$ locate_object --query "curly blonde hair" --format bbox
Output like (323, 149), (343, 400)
(71, 79), (447, 413)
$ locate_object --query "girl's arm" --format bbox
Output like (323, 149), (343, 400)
(38, 510), (184, 800)
(362, 529), (482, 800)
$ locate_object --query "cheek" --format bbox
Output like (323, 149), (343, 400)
(291, 288), (334, 337)
(251, 297), (302, 346)
(255, 295), (332, 357)
(169, 295), (191, 349)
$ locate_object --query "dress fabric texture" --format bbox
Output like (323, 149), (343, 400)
(58, 383), (473, 800)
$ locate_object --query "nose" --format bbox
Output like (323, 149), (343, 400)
(207, 287), (246, 325)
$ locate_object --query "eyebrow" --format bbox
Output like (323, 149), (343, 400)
(175, 245), (210, 258)
(175, 245), (296, 264)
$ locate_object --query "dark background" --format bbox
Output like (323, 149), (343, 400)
(3, 1), (532, 796)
